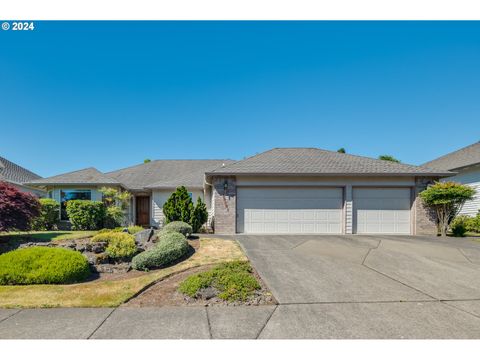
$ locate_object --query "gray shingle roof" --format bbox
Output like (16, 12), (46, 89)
(421, 142), (480, 171)
(0, 156), (42, 185)
(27, 167), (120, 186)
(107, 160), (233, 190)
(207, 148), (453, 177)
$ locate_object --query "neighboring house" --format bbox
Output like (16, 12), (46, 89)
(0, 156), (46, 197)
(26, 160), (233, 227)
(26, 148), (451, 235)
(422, 142), (480, 216)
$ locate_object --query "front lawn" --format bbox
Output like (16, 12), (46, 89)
(0, 231), (98, 243)
(0, 238), (246, 308)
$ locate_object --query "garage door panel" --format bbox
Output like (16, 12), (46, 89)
(353, 188), (411, 235)
(237, 187), (343, 234)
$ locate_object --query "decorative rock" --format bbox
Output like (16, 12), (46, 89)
(91, 242), (107, 254)
(197, 287), (219, 300)
(135, 229), (154, 250)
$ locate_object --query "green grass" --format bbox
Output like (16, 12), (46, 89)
(0, 231), (98, 243)
(179, 261), (260, 302)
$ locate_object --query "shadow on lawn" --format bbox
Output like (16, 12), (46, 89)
(0, 232), (71, 254)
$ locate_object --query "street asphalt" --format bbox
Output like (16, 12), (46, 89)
(1, 234), (480, 339)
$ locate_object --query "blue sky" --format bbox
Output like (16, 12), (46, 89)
(1, 21), (479, 177)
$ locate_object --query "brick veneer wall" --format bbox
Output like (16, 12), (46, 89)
(212, 176), (237, 234)
(414, 177), (438, 235)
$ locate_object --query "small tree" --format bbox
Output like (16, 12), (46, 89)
(0, 181), (40, 232)
(337, 148), (346, 153)
(163, 186), (194, 224)
(420, 181), (476, 237)
(99, 187), (132, 228)
(144, 159), (151, 163)
(191, 197), (208, 233)
(378, 155), (400, 163)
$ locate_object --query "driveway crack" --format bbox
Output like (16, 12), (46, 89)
(86, 308), (116, 339)
(0, 309), (22, 325)
(255, 305), (278, 339)
(205, 307), (213, 339)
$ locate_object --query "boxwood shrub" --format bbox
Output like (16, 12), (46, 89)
(66, 200), (106, 230)
(0, 247), (91, 285)
(31, 198), (60, 231)
(132, 231), (189, 271)
(162, 221), (192, 236)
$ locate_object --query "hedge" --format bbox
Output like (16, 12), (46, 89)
(66, 200), (106, 230)
(0, 247), (91, 285)
(31, 198), (60, 231)
(132, 231), (189, 271)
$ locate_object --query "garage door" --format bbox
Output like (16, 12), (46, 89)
(236, 187), (343, 234)
(353, 188), (411, 234)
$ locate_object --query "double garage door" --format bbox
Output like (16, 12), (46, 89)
(236, 187), (412, 234)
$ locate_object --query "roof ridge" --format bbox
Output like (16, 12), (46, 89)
(106, 159), (235, 175)
(422, 141), (480, 167)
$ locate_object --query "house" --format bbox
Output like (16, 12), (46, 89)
(26, 148), (452, 235)
(422, 142), (480, 216)
(0, 156), (46, 197)
(26, 160), (233, 227)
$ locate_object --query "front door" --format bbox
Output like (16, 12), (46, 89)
(136, 196), (150, 226)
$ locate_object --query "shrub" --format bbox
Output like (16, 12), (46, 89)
(450, 215), (470, 237)
(467, 211), (480, 233)
(420, 182), (476, 236)
(378, 155), (400, 163)
(104, 233), (137, 260)
(132, 231), (189, 271)
(97, 225), (144, 235)
(0, 247), (91, 285)
(162, 186), (194, 224)
(0, 181), (40, 232)
(66, 200), (106, 230)
(104, 206), (124, 229)
(191, 197), (208, 233)
(31, 198), (60, 230)
(179, 261), (260, 302)
(162, 221), (192, 236)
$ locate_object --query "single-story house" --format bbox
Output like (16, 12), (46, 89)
(26, 148), (452, 235)
(0, 156), (46, 197)
(422, 141), (480, 216)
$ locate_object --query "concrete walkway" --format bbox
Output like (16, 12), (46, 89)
(2, 235), (480, 339)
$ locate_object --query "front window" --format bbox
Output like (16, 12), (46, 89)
(61, 190), (91, 220)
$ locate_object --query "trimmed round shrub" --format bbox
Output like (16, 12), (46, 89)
(132, 231), (189, 271)
(0, 247), (91, 285)
(162, 221), (192, 236)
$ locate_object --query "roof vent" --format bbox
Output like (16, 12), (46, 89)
(221, 163), (225, 167)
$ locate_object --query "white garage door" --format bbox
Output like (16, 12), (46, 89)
(237, 187), (343, 234)
(353, 188), (412, 235)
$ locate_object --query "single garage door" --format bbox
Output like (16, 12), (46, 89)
(236, 187), (343, 234)
(353, 188), (412, 234)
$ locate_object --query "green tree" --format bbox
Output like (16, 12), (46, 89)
(31, 198), (60, 230)
(144, 159), (151, 163)
(378, 155), (400, 163)
(163, 186), (194, 224)
(337, 148), (346, 153)
(99, 187), (132, 228)
(191, 197), (208, 233)
(420, 182), (476, 237)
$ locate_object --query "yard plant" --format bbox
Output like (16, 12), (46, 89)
(66, 200), (106, 230)
(132, 231), (189, 271)
(179, 261), (260, 302)
(420, 181), (476, 236)
(91, 231), (137, 260)
(31, 198), (60, 231)
(0, 181), (40, 232)
(162, 186), (209, 232)
(0, 247), (91, 285)
(162, 221), (192, 236)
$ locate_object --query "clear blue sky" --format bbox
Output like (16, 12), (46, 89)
(1, 21), (479, 177)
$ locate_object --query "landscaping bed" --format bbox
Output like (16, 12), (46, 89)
(125, 261), (276, 307)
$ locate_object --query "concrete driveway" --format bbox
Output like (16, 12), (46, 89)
(235, 234), (480, 338)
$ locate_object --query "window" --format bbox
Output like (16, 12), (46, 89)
(188, 192), (193, 199)
(48, 191), (53, 199)
(60, 190), (91, 220)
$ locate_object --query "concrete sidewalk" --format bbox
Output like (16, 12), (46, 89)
(1, 301), (480, 339)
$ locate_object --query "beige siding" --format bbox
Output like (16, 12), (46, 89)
(444, 165), (480, 216)
(151, 189), (204, 227)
